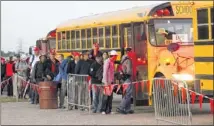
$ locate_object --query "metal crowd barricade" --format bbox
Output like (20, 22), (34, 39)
(152, 78), (192, 125)
(67, 74), (91, 113)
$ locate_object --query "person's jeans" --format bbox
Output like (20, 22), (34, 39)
(59, 79), (67, 107)
(31, 83), (39, 104)
(92, 85), (104, 113)
(118, 79), (133, 112)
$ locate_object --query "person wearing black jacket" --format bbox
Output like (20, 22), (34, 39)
(89, 53), (104, 113)
(75, 51), (93, 110)
(75, 51), (93, 75)
(31, 55), (54, 104)
(67, 52), (80, 74)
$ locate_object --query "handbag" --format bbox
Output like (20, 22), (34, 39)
(113, 84), (123, 95)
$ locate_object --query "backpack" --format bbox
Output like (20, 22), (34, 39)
(115, 57), (130, 81)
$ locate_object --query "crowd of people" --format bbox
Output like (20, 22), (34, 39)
(1, 42), (136, 115)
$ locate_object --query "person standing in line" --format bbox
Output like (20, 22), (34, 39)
(58, 54), (69, 109)
(31, 54), (53, 104)
(67, 52), (80, 74)
(66, 52), (80, 109)
(75, 51), (93, 110)
(28, 47), (40, 102)
(116, 48), (134, 114)
(102, 50), (118, 114)
(89, 53), (104, 113)
(14, 55), (28, 98)
(5, 56), (16, 96)
(29, 47), (40, 73)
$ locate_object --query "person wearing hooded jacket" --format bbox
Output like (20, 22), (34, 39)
(89, 53), (104, 113)
(116, 48), (134, 114)
(31, 55), (53, 104)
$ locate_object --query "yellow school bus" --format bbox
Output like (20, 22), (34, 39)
(56, 1), (204, 105)
(193, 2), (213, 97)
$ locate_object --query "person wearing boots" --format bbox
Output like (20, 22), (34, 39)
(116, 48), (134, 114)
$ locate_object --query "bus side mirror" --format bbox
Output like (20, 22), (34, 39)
(29, 47), (32, 55)
(167, 43), (180, 52)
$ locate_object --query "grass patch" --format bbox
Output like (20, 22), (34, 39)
(0, 97), (28, 103)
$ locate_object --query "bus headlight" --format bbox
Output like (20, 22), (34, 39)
(172, 74), (194, 81)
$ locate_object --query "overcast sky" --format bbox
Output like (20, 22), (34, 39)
(1, 1), (166, 52)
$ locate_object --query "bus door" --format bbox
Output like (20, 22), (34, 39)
(132, 22), (149, 106)
(121, 22), (149, 106)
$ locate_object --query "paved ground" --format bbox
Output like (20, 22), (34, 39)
(1, 95), (213, 125)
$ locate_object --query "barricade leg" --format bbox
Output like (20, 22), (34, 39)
(78, 82), (82, 110)
(59, 79), (67, 108)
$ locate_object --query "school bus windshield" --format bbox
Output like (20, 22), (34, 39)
(149, 19), (193, 46)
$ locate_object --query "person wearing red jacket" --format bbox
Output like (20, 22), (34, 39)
(5, 56), (16, 96)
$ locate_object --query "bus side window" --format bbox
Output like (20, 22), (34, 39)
(197, 8), (209, 40)
(93, 28), (97, 44)
(57, 32), (61, 50)
(134, 23), (145, 43)
(112, 25), (119, 48)
(87, 29), (92, 49)
(98, 28), (104, 48)
(66, 31), (71, 49)
(62, 31), (66, 50)
(127, 26), (132, 47)
(71, 31), (75, 49)
(211, 7), (213, 39)
(81, 29), (86, 49)
(105, 26), (111, 48)
(76, 30), (80, 49)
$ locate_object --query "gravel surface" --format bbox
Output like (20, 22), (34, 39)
(1, 101), (213, 125)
